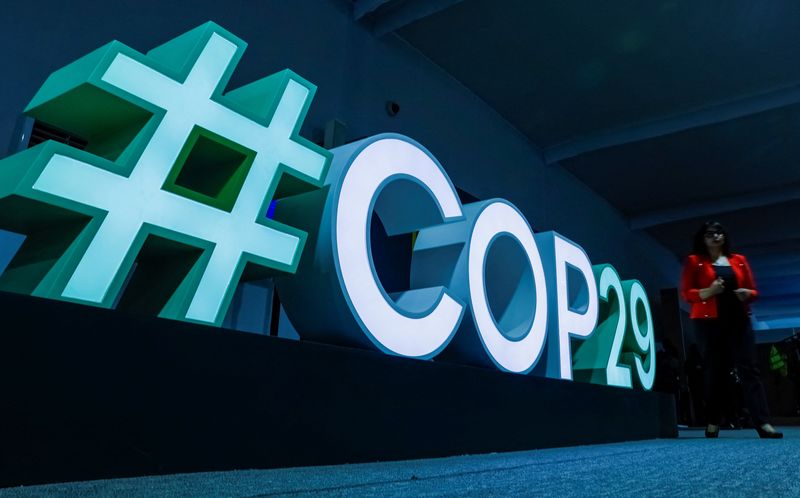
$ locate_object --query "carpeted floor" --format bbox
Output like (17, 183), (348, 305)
(2, 428), (798, 497)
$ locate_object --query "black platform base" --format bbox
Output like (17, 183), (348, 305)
(0, 291), (676, 487)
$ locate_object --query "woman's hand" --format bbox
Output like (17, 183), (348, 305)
(699, 278), (725, 300)
(734, 288), (753, 302)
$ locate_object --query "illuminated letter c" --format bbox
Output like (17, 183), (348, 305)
(335, 137), (465, 358)
(275, 134), (465, 359)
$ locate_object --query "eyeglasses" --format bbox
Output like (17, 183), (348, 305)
(704, 231), (724, 238)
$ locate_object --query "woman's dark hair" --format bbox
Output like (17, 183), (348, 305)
(691, 221), (731, 257)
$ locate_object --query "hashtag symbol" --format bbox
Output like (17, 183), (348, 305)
(0, 23), (330, 325)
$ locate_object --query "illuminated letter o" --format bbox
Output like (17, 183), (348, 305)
(468, 201), (548, 373)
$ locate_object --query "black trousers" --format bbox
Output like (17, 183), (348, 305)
(695, 315), (771, 426)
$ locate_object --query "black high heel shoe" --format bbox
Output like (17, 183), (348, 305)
(756, 425), (783, 439)
(705, 425), (719, 438)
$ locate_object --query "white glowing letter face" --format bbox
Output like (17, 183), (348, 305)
(626, 281), (656, 390)
(572, 265), (656, 390)
(468, 202), (548, 373)
(334, 137), (465, 358)
(597, 266), (633, 388)
(554, 236), (599, 380)
(273, 134), (467, 357)
(534, 232), (599, 380)
(571, 264), (632, 387)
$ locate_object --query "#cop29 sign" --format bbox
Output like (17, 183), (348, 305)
(0, 23), (654, 390)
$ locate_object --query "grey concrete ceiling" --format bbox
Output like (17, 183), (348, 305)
(354, 0), (800, 331)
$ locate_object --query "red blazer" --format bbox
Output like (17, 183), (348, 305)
(680, 253), (758, 319)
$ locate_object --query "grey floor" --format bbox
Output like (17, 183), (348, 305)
(2, 428), (799, 497)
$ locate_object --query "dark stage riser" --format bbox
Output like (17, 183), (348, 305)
(0, 291), (676, 487)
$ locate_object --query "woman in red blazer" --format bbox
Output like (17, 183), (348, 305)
(680, 221), (781, 438)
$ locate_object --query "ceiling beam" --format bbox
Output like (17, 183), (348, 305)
(751, 278), (800, 298)
(753, 318), (800, 334)
(352, 0), (396, 20)
(752, 301), (800, 319)
(544, 83), (800, 165)
(749, 252), (800, 267)
(754, 314), (800, 324)
(629, 184), (800, 230)
(753, 294), (800, 307)
(353, 0), (465, 36)
(751, 258), (800, 280)
(753, 266), (800, 280)
(751, 325), (797, 342)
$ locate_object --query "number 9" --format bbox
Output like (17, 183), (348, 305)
(622, 280), (655, 390)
